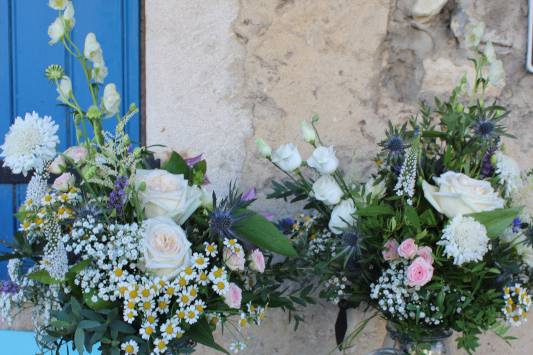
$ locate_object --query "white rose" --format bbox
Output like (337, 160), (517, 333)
(48, 17), (65, 45)
(84, 33), (104, 66)
(306, 146), (339, 175)
(142, 216), (192, 279)
(271, 143), (302, 172)
(329, 199), (357, 234)
(300, 120), (316, 143)
(255, 138), (272, 158)
(422, 171), (504, 218)
(103, 83), (121, 117)
(312, 175), (343, 205)
(135, 169), (202, 224)
(56, 76), (72, 103)
(365, 178), (387, 200)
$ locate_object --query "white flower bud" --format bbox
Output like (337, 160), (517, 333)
(48, 17), (65, 45)
(103, 83), (121, 117)
(300, 120), (316, 143)
(56, 76), (72, 103)
(255, 138), (272, 158)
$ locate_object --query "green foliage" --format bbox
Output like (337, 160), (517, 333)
(187, 317), (229, 354)
(233, 212), (298, 256)
(469, 208), (522, 238)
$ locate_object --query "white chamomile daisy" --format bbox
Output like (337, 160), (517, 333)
(197, 271), (209, 286)
(239, 313), (248, 329)
(212, 278), (228, 296)
(120, 340), (139, 354)
(205, 242), (218, 257)
(193, 300), (206, 314)
(123, 308), (137, 323)
(160, 318), (180, 340)
(182, 266), (197, 281)
(153, 338), (168, 354)
(208, 266), (227, 282)
(192, 252), (209, 270)
(0, 111), (59, 176)
(139, 299), (155, 313)
(176, 308), (186, 322)
(185, 305), (200, 324)
(140, 322), (156, 340)
(223, 238), (239, 251)
(177, 291), (193, 307)
(144, 312), (158, 325)
(156, 295), (170, 314)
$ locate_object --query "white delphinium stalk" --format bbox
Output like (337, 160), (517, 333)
(394, 142), (418, 205)
(0, 112), (59, 176)
(438, 215), (490, 265)
(84, 33), (108, 83)
(494, 152), (522, 197)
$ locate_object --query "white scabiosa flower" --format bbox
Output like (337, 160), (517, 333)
(438, 215), (490, 265)
(0, 112), (59, 176)
(494, 152), (521, 196)
(103, 83), (121, 117)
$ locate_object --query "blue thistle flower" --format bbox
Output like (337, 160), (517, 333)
(209, 182), (251, 240)
(277, 217), (296, 234)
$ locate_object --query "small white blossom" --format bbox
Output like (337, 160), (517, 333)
(438, 215), (490, 265)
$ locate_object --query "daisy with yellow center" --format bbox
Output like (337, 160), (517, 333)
(123, 309), (137, 323)
(153, 338), (168, 354)
(185, 306), (199, 325)
(205, 242), (218, 257)
(192, 253), (208, 270)
(239, 313), (248, 329)
(197, 271), (209, 286)
(140, 322), (155, 340)
(177, 292), (191, 307)
(114, 268), (124, 278)
(212, 278), (228, 295)
(194, 300), (205, 313)
(145, 312), (157, 325)
(157, 296), (170, 313)
(160, 319), (179, 340)
(141, 300), (155, 312)
(120, 340), (139, 354)
(176, 309), (186, 320)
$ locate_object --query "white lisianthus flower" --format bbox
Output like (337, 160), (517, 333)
(255, 138), (272, 158)
(271, 143), (302, 172)
(103, 83), (121, 117)
(307, 146), (339, 175)
(48, 0), (69, 10)
(365, 178), (387, 200)
(0, 112), (59, 176)
(312, 175), (343, 205)
(494, 152), (521, 196)
(328, 199), (357, 234)
(142, 216), (192, 279)
(48, 17), (65, 45)
(300, 120), (316, 143)
(438, 215), (490, 265)
(488, 59), (505, 87)
(464, 21), (485, 49)
(135, 169), (202, 224)
(484, 41), (497, 63)
(56, 76), (72, 103)
(422, 171), (504, 218)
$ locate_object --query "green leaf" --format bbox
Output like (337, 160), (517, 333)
(187, 317), (229, 354)
(404, 205), (421, 230)
(74, 327), (85, 355)
(78, 320), (101, 330)
(162, 152), (190, 178)
(233, 211), (297, 256)
(27, 269), (61, 285)
(67, 259), (92, 277)
(356, 204), (394, 217)
(83, 290), (115, 311)
(468, 207), (522, 238)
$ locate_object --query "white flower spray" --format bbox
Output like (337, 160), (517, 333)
(394, 137), (419, 205)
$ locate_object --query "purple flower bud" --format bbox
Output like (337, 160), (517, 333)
(185, 154), (204, 168)
(241, 188), (257, 201)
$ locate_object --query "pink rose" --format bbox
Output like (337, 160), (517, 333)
(224, 283), (242, 309)
(52, 172), (75, 192)
(64, 146), (88, 163)
(398, 238), (418, 259)
(406, 257), (434, 287)
(49, 155), (66, 174)
(249, 249), (265, 273)
(382, 239), (399, 261)
(417, 246), (434, 265)
(223, 248), (245, 271)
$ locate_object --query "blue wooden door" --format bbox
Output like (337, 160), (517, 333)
(0, 0), (141, 279)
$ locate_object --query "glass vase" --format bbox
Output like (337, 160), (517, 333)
(376, 322), (452, 355)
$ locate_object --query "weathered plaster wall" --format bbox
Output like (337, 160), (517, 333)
(145, 0), (533, 354)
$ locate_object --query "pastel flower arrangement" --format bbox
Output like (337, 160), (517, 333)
(258, 32), (533, 354)
(0, 2), (296, 354)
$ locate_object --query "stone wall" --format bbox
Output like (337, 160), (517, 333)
(149, 0), (530, 353)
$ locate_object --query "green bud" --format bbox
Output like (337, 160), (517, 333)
(138, 181), (147, 192)
(133, 147), (143, 157)
(45, 64), (64, 81)
(87, 105), (102, 120)
(490, 154), (498, 166)
(82, 165), (97, 180)
(129, 103), (138, 112)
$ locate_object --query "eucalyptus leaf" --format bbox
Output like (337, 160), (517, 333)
(468, 207), (522, 238)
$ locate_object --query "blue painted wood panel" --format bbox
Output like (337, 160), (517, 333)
(0, 0), (141, 280)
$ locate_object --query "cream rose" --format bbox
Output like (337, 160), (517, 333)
(135, 169), (202, 224)
(422, 171), (504, 218)
(142, 216), (192, 279)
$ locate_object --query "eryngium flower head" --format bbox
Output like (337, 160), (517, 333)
(0, 111), (59, 176)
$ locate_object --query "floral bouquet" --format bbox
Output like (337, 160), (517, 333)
(257, 43), (533, 353)
(0, 2), (296, 354)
